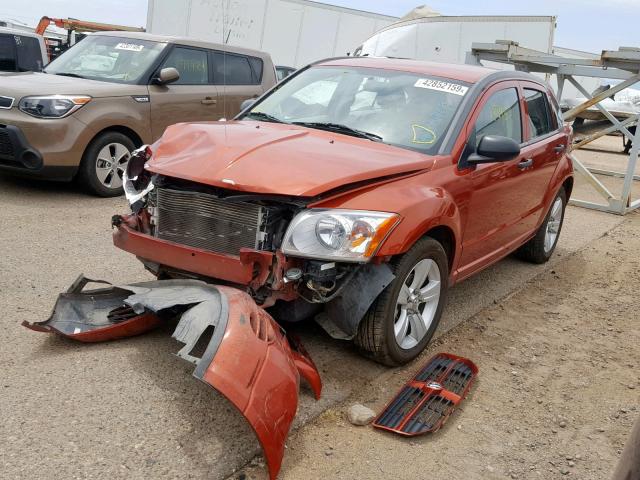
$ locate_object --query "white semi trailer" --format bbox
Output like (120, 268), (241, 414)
(146, 0), (397, 67)
(354, 12), (600, 99)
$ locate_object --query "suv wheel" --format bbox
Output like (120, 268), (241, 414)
(516, 188), (567, 264)
(78, 132), (135, 197)
(355, 237), (449, 366)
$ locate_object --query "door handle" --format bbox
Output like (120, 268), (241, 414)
(554, 144), (566, 153)
(517, 159), (533, 170)
(201, 97), (217, 105)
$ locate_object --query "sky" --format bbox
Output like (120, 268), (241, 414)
(1, 0), (639, 53)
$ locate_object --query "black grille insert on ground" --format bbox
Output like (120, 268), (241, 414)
(373, 353), (478, 436)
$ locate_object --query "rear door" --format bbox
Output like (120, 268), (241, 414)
(148, 45), (220, 139)
(458, 82), (530, 276)
(517, 82), (568, 231)
(211, 51), (264, 118)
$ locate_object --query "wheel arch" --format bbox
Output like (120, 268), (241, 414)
(84, 126), (144, 153)
(423, 225), (456, 272)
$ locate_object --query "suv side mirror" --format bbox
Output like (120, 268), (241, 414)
(153, 67), (180, 85)
(467, 135), (520, 165)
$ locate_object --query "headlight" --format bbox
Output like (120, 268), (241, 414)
(282, 209), (401, 262)
(19, 95), (91, 118)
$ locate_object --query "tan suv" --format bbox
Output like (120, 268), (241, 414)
(0, 32), (276, 196)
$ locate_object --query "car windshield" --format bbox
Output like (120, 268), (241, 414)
(245, 65), (469, 154)
(44, 35), (167, 84)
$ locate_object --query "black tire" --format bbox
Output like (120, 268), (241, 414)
(515, 188), (567, 264)
(77, 131), (135, 197)
(354, 237), (449, 366)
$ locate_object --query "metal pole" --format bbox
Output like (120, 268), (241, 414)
(621, 125), (640, 209)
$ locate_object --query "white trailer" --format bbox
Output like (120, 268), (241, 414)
(146, 0), (397, 67)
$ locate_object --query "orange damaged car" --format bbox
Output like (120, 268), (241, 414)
(26, 57), (573, 479)
(111, 57), (572, 365)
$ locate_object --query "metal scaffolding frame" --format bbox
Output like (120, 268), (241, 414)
(467, 40), (640, 215)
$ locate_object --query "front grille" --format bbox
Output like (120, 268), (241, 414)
(155, 187), (263, 256)
(0, 128), (15, 158)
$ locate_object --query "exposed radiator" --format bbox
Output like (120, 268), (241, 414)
(155, 187), (263, 256)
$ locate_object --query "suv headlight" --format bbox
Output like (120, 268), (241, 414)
(19, 95), (91, 118)
(282, 209), (401, 262)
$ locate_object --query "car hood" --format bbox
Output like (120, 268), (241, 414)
(147, 121), (435, 197)
(0, 71), (147, 99)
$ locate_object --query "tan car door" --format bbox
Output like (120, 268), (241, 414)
(148, 45), (221, 140)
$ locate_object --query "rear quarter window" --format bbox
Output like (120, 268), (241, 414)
(213, 52), (262, 85)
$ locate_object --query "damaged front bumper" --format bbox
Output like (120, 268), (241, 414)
(24, 275), (321, 479)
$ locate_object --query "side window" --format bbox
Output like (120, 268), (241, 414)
(162, 47), (208, 85)
(212, 52), (255, 85)
(0, 34), (16, 71)
(474, 88), (522, 146)
(524, 88), (555, 139)
(15, 36), (43, 71)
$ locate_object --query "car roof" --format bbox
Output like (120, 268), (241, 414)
(91, 31), (271, 59)
(317, 57), (500, 84)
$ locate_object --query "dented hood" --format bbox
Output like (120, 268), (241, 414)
(147, 121), (434, 197)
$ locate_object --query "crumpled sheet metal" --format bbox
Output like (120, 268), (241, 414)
(24, 275), (322, 479)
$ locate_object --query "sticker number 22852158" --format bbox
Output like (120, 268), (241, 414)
(414, 79), (469, 96)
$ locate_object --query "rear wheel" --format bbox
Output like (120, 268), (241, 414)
(516, 188), (567, 264)
(355, 237), (449, 366)
(78, 132), (135, 197)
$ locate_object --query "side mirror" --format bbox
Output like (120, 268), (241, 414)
(467, 135), (521, 165)
(240, 98), (256, 111)
(153, 67), (180, 85)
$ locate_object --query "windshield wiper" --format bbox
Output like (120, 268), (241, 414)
(50, 72), (87, 79)
(244, 111), (285, 123)
(292, 122), (383, 142)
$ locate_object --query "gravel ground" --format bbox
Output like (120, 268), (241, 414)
(0, 137), (636, 479)
(242, 210), (640, 480)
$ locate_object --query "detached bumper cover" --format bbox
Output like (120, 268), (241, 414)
(24, 275), (322, 480)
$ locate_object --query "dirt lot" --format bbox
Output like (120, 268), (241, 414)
(0, 136), (638, 480)
(247, 210), (639, 480)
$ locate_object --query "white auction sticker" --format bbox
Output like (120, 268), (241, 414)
(115, 43), (145, 52)
(414, 78), (468, 96)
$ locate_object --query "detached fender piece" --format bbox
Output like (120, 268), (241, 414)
(25, 276), (321, 480)
(323, 263), (395, 339)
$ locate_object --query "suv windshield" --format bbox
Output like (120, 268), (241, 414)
(244, 66), (469, 154)
(44, 35), (167, 84)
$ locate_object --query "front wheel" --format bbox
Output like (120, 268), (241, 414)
(355, 237), (449, 366)
(516, 188), (567, 264)
(77, 132), (135, 197)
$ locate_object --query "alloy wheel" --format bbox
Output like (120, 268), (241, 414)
(394, 258), (441, 350)
(95, 142), (131, 189)
(544, 197), (563, 253)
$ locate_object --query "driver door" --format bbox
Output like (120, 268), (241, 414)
(457, 82), (531, 278)
(148, 45), (220, 140)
